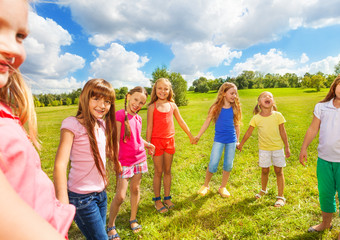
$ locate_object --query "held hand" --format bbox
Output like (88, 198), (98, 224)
(189, 135), (196, 145)
(193, 136), (200, 144)
(115, 161), (122, 174)
(147, 143), (155, 156)
(236, 143), (243, 152)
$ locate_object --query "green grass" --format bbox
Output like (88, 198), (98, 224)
(36, 88), (340, 239)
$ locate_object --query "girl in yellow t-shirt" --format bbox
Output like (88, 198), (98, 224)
(237, 91), (290, 207)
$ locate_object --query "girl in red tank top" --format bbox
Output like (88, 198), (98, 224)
(146, 78), (195, 213)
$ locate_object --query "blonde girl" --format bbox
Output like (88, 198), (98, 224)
(0, 0), (75, 239)
(238, 91), (290, 207)
(299, 76), (340, 235)
(146, 78), (194, 213)
(107, 86), (155, 239)
(54, 79), (120, 240)
(196, 82), (241, 198)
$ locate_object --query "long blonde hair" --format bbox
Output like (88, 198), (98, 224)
(209, 82), (242, 126)
(0, 71), (40, 149)
(253, 91), (277, 115)
(76, 79), (119, 183)
(320, 74), (340, 103)
(148, 78), (174, 106)
(123, 86), (148, 142)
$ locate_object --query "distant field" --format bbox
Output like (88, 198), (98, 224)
(37, 88), (339, 239)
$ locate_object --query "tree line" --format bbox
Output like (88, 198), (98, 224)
(34, 63), (340, 107)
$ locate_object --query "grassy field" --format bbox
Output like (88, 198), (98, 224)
(36, 88), (340, 240)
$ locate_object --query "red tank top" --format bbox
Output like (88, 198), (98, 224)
(151, 102), (175, 138)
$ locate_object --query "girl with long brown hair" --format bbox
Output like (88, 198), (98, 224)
(54, 78), (120, 240)
(195, 82), (242, 198)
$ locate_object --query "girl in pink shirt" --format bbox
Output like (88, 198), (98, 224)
(54, 79), (120, 240)
(107, 86), (155, 239)
(0, 0), (75, 239)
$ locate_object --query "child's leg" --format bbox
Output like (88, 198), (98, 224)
(204, 142), (224, 187)
(259, 167), (270, 196)
(163, 152), (174, 206)
(220, 171), (231, 188)
(152, 154), (166, 211)
(274, 166), (284, 197)
(130, 173), (142, 231)
(203, 169), (214, 187)
(309, 158), (336, 231)
(108, 178), (129, 236)
(220, 142), (236, 188)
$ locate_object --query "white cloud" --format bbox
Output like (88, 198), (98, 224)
(170, 41), (242, 75)
(28, 77), (85, 94)
(300, 53), (309, 64)
(63, 0), (340, 49)
(230, 49), (340, 77)
(20, 11), (85, 92)
(90, 43), (150, 89)
(231, 49), (297, 76)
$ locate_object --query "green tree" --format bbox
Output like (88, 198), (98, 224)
(151, 66), (170, 84)
(310, 74), (325, 92)
(169, 72), (188, 106)
(65, 97), (72, 106)
(334, 60), (340, 75)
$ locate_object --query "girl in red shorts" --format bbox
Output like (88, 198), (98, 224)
(146, 78), (195, 213)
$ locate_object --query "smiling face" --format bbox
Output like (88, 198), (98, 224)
(258, 91), (274, 109)
(0, 0), (29, 88)
(224, 87), (237, 104)
(127, 91), (147, 114)
(89, 96), (111, 119)
(156, 80), (171, 100)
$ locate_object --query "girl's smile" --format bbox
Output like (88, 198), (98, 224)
(127, 92), (146, 114)
(259, 92), (274, 108)
(156, 82), (170, 100)
(89, 96), (111, 119)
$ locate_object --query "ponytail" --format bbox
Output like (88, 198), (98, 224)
(123, 95), (131, 143)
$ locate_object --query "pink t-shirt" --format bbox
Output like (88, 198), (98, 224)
(61, 117), (106, 194)
(116, 109), (147, 166)
(0, 103), (75, 237)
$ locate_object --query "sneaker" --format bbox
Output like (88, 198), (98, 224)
(218, 187), (230, 198)
(198, 185), (209, 196)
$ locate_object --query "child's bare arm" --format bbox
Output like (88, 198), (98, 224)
(237, 126), (254, 151)
(146, 105), (154, 143)
(195, 110), (213, 143)
(299, 116), (321, 166)
(279, 123), (290, 158)
(53, 129), (73, 204)
(172, 103), (194, 143)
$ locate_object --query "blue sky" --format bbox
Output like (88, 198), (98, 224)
(22, 0), (340, 94)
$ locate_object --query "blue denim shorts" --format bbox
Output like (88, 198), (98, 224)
(68, 190), (108, 240)
(208, 141), (236, 173)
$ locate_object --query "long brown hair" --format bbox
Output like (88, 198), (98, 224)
(76, 79), (119, 184)
(320, 74), (340, 103)
(253, 91), (277, 115)
(209, 82), (242, 126)
(148, 78), (174, 106)
(123, 86), (148, 142)
(0, 71), (40, 149)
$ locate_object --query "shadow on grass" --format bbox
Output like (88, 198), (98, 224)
(303, 90), (318, 93)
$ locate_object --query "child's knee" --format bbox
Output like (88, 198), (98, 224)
(130, 185), (140, 195)
(262, 167), (270, 175)
(274, 167), (283, 176)
(114, 194), (125, 205)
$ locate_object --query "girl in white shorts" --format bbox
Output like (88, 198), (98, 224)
(238, 91), (290, 207)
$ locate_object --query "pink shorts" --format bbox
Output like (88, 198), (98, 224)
(119, 161), (148, 179)
(151, 137), (175, 156)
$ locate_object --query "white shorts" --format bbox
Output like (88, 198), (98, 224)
(258, 149), (286, 168)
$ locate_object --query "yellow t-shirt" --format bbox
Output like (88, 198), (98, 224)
(249, 111), (286, 151)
